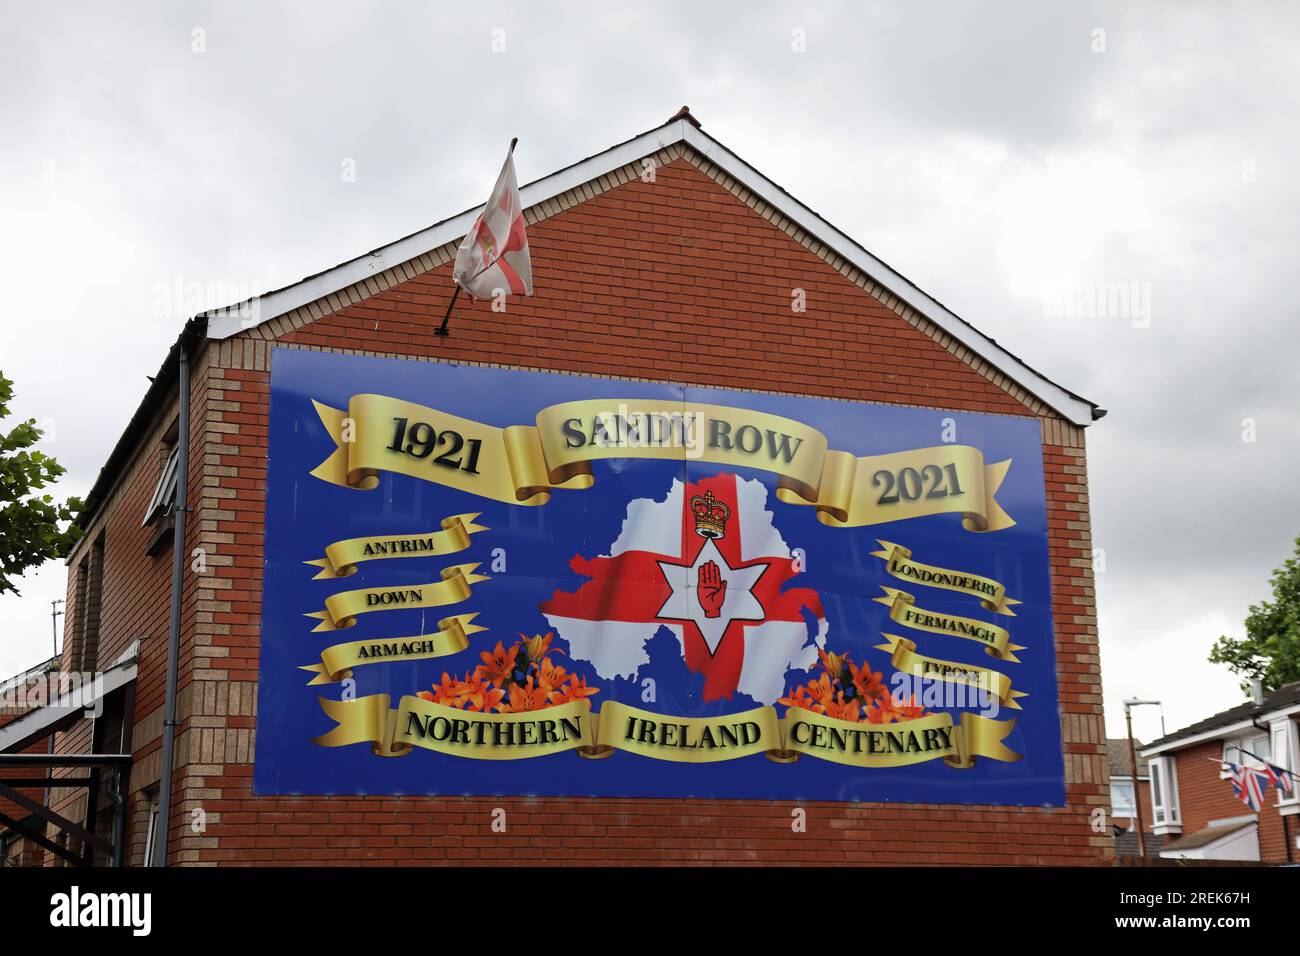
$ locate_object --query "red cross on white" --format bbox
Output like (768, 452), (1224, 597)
(452, 142), (533, 298)
(541, 473), (827, 703)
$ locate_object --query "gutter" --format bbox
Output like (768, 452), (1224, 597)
(1141, 701), (1300, 758)
(152, 343), (191, 867)
(74, 316), (207, 534)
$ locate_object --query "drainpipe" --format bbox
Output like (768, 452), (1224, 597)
(153, 347), (190, 866)
(106, 769), (126, 868)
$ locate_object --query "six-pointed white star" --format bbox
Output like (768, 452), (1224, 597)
(655, 538), (769, 656)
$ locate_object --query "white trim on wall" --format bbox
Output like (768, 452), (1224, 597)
(203, 120), (1096, 426)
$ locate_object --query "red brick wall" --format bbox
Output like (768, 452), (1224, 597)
(1169, 740), (1292, 863)
(49, 365), (202, 863)
(73, 153), (1111, 865)
(0, 710), (52, 863)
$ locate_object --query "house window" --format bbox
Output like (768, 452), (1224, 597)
(142, 793), (160, 867)
(1110, 778), (1137, 817)
(67, 534), (105, 674)
(142, 424), (180, 555)
(1222, 733), (1271, 773)
(1149, 756), (1181, 833)
(1271, 720), (1297, 807)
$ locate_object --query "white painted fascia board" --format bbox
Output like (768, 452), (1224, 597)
(206, 119), (1095, 424)
(1141, 703), (1300, 758)
(1141, 721), (1255, 758)
(0, 659), (138, 753)
(677, 126), (1095, 426)
(205, 121), (692, 341)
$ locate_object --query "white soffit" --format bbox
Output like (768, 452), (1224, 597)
(0, 658), (138, 754)
(204, 119), (1096, 426)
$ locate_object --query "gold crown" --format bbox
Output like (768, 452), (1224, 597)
(691, 490), (731, 539)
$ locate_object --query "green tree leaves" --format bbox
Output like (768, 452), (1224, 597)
(0, 371), (83, 596)
(1210, 536), (1300, 694)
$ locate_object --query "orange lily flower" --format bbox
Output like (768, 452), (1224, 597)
(554, 674), (599, 704)
(478, 640), (519, 686)
(809, 672), (834, 706)
(429, 671), (467, 704)
(863, 700), (894, 724)
(466, 684), (506, 713)
(522, 632), (560, 665)
(537, 656), (568, 692)
(892, 696), (926, 721)
(778, 684), (819, 711)
(505, 677), (549, 713)
(823, 693), (862, 723)
(817, 649), (843, 679)
(849, 660), (887, 702)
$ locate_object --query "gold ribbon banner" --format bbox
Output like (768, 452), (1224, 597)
(774, 443), (1013, 532)
(313, 696), (1021, 769)
(309, 394), (1013, 532)
(304, 563), (488, 633)
(588, 700), (782, 763)
(874, 587), (1023, 662)
(875, 635), (1026, 709)
(784, 707), (1021, 769)
(873, 540), (1021, 616)
(313, 694), (594, 759)
(299, 613), (484, 685)
(304, 513), (488, 580)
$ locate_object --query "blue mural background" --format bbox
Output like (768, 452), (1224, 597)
(253, 347), (1065, 804)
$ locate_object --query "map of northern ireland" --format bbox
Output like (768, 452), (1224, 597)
(541, 473), (828, 704)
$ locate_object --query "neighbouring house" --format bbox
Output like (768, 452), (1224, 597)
(1140, 681), (1300, 863)
(0, 655), (59, 867)
(1106, 737), (1161, 857)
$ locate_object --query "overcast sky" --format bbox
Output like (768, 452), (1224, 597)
(2, 1), (1296, 743)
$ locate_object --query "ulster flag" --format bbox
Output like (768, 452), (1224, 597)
(541, 473), (828, 703)
(452, 140), (533, 299)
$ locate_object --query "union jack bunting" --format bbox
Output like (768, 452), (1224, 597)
(1263, 761), (1295, 796)
(1227, 762), (1267, 811)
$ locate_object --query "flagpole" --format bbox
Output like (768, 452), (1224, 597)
(437, 137), (520, 338)
(1125, 705), (1147, 857)
(1210, 750), (1300, 781)
(434, 284), (461, 337)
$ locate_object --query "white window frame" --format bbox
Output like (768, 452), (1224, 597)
(1149, 755), (1181, 835)
(142, 793), (160, 867)
(1271, 718), (1299, 811)
(1110, 776), (1137, 818)
(142, 444), (180, 527)
(1221, 732), (1271, 777)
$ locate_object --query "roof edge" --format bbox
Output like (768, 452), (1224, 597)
(73, 316), (208, 535)
(204, 117), (1098, 426)
(1141, 684), (1300, 756)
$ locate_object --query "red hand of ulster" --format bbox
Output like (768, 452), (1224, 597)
(697, 560), (727, 618)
